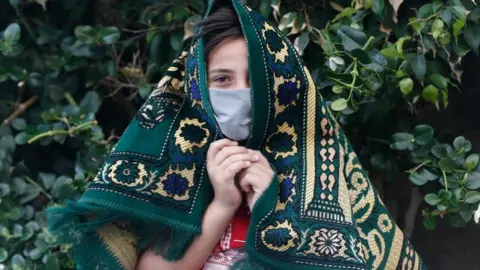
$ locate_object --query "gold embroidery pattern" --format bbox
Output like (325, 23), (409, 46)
(96, 223), (138, 270)
(265, 122), (298, 159)
(377, 214), (393, 233)
(302, 66), (316, 216)
(261, 23), (289, 63)
(305, 228), (349, 259)
(174, 118), (211, 154)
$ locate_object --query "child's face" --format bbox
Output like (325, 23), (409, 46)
(207, 37), (249, 90)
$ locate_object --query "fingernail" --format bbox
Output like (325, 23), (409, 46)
(252, 155), (259, 160)
(245, 161), (251, 166)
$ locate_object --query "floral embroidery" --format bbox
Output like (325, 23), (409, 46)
(162, 173), (189, 197)
(277, 81), (299, 106)
(265, 30), (283, 53)
(153, 166), (195, 201)
(304, 228), (349, 258)
(190, 79), (201, 101)
(106, 160), (149, 188)
(261, 220), (298, 252)
(276, 170), (297, 212)
(279, 177), (294, 202)
(174, 118), (211, 154)
(266, 122), (298, 160)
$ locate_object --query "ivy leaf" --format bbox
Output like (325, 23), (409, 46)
(74, 25), (96, 44)
(431, 18), (444, 40)
(429, 73), (447, 90)
(465, 191), (480, 204)
(450, 4), (467, 22)
(351, 49), (371, 64)
(372, 0), (385, 16)
(398, 77), (413, 95)
(336, 26), (367, 51)
(390, 132), (414, 151)
(417, 3), (434, 19)
(39, 172), (56, 190)
(440, 8), (453, 25)
(100, 26), (121, 45)
(293, 32), (309, 56)
(464, 154), (479, 171)
(422, 85), (439, 103)
(413, 124), (434, 145)
(425, 193), (441, 206)
(465, 172), (480, 189)
(331, 98), (348, 111)
(464, 24), (480, 54)
(4, 23), (21, 42)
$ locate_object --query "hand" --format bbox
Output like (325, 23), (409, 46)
(206, 139), (260, 210)
(237, 150), (274, 211)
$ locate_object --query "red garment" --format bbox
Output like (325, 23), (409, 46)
(202, 204), (250, 270)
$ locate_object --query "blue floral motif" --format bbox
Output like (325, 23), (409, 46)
(162, 173), (189, 196)
(190, 79), (201, 101)
(264, 227), (293, 248)
(277, 81), (299, 105)
(279, 177), (294, 203)
(265, 30), (284, 53)
(186, 56), (196, 71)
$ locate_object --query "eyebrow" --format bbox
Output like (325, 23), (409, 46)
(208, 68), (235, 75)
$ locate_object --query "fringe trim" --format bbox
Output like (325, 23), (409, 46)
(46, 200), (199, 269)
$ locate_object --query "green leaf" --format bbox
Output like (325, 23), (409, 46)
(333, 7), (357, 22)
(439, 157), (454, 173)
(431, 144), (450, 158)
(413, 124), (434, 145)
(372, 0), (384, 16)
(170, 31), (184, 51)
(370, 153), (386, 170)
(11, 118), (27, 131)
(417, 4), (433, 19)
(410, 54), (426, 78)
(425, 193), (441, 206)
(465, 191), (480, 203)
(449, 213), (468, 228)
(11, 254), (25, 268)
(431, 18), (444, 40)
(336, 26), (367, 51)
(453, 19), (465, 39)
(409, 172), (428, 186)
(454, 136), (472, 152)
(390, 133), (414, 151)
(464, 24), (480, 53)
(468, 6), (480, 23)
(437, 203), (447, 211)
(12, 177), (27, 195)
(14, 132), (28, 145)
(100, 26), (121, 45)
(293, 32), (309, 56)
(465, 172), (480, 189)
(419, 168), (438, 181)
(423, 214), (436, 229)
(0, 248), (7, 263)
(278, 12), (297, 31)
(450, 4), (467, 22)
(398, 77), (413, 95)
(4, 23), (21, 42)
(28, 248), (42, 260)
(438, 190), (452, 201)
(46, 255), (60, 270)
(422, 85), (439, 103)
(440, 8), (452, 25)
(351, 49), (371, 64)
(74, 25), (96, 44)
(331, 98), (348, 111)
(39, 172), (56, 190)
(380, 47), (403, 59)
(80, 91), (102, 114)
(464, 154), (479, 171)
(0, 183), (10, 197)
(429, 73), (448, 89)
(332, 85), (343, 94)
(0, 134), (16, 153)
(139, 85), (152, 99)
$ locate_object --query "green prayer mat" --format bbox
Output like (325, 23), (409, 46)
(47, 0), (427, 269)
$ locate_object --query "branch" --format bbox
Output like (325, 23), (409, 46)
(2, 96), (38, 126)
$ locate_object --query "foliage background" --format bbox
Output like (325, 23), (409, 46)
(1, 0), (480, 269)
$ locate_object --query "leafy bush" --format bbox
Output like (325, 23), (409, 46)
(1, 0), (480, 268)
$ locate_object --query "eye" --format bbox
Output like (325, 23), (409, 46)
(213, 76), (231, 83)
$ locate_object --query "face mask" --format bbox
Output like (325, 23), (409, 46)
(208, 88), (252, 141)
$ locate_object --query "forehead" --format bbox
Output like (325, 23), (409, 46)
(207, 37), (248, 69)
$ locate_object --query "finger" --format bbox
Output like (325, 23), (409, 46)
(239, 174), (252, 193)
(207, 139), (237, 163)
(215, 146), (249, 165)
(252, 150), (270, 166)
(220, 153), (259, 168)
(226, 160), (251, 176)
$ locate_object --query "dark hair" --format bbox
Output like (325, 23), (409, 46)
(195, 6), (243, 58)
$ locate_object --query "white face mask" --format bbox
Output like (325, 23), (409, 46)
(208, 88), (252, 141)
